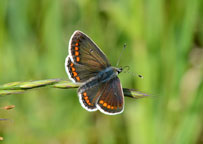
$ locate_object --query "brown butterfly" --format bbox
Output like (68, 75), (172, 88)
(65, 30), (124, 115)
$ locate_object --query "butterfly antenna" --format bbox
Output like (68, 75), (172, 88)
(129, 71), (143, 79)
(122, 66), (143, 79)
(122, 66), (130, 73)
(116, 43), (127, 67)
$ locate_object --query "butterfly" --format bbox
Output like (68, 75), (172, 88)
(65, 30), (124, 115)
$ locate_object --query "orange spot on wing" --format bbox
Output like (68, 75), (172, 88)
(73, 72), (77, 77)
(75, 51), (79, 56)
(76, 57), (80, 62)
(83, 92), (87, 96)
(99, 100), (104, 104)
(86, 100), (90, 103)
(75, 43), (79, 46)
(71, 67), (76, 71)
(70, 63), (74, 67)
(75, 47), (79, 50)
(84, 96), (88, 100)
(111, 106), (114, 109)
(103, 103), (107, 107)
(107, 105), (111, 109)
(87, 102), (91, 106)
(76, 76), (80, 81)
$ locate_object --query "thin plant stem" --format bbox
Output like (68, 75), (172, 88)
(0, 79), (148, 99)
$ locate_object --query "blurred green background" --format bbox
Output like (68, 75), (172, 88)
(0, 0), (203, 144)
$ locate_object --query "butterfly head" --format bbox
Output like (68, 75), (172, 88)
(115, 67), (123, 74)
(114, 65), (131, 75)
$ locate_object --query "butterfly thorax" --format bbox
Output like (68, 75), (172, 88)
(79, 67), (122, 91)
(97, 67), (122, 82)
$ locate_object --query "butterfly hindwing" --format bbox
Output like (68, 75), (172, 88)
(78, 76), (124, 115)
(96, 77), (124, 115)
(78, 82), (107, 111)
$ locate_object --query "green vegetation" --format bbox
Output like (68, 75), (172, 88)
(0, 0), (202, 143)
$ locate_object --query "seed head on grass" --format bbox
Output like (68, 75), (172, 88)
(0, 79), (148, 98)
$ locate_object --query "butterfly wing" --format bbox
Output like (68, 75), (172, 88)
(78, 76), (124, 115)
(77, 82), (107, 111)
(65, 57), (98, 83)
(65, 30), (111, 83)
(69, 30), (110, 68)
(96, 76), (124, 115)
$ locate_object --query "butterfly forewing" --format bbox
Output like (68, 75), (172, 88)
(69, 30), (110, 70)
(66, 30), (111, 83)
